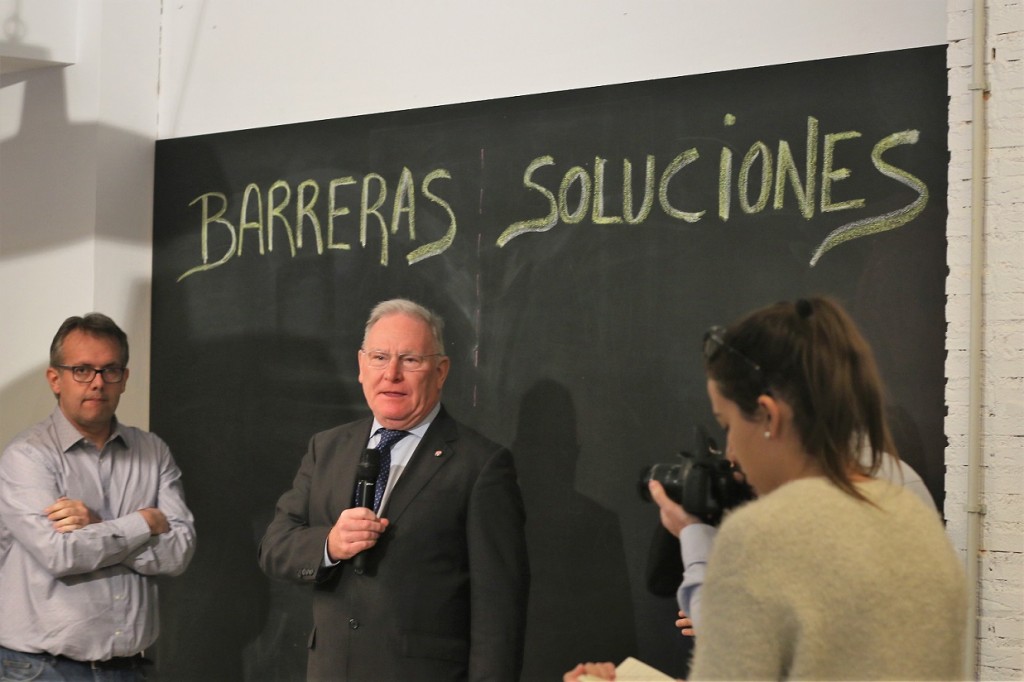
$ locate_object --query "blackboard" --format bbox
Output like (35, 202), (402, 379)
(151, 46), (947, 681)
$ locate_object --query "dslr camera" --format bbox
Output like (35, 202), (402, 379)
(638, 426), (754, 526)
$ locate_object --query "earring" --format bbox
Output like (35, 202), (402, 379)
(763, 430), (771, 439)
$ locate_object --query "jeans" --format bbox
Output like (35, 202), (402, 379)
(0, 646), (150, 682)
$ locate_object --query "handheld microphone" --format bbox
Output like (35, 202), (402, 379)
(354, 448), (380, 509)
(352, 449), (380, 574)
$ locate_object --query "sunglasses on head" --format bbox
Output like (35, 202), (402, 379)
(703, 326), (769, 394)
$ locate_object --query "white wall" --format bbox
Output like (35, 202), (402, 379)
(157, 0), (945, 138)
(0, 0), (159, 438)
(945, 0), (1024, 677)
(1, 0), (1020, 678)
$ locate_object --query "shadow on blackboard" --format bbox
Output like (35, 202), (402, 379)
(513, 379), (637, 679)
(151, 331), (362, 682)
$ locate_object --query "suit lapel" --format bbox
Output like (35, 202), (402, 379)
(380, 408), (457, 522)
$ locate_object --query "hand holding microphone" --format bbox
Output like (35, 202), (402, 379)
(325, 450), (388, 572)
(327, 450), (391, 569)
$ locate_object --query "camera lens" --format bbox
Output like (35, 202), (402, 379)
(638, 463), (684, 504)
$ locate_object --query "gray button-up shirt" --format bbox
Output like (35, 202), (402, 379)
(0, 407), (196, 662)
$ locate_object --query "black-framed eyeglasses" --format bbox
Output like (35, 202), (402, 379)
(55, 365), (126, 384)
(702, 326), (765, 381)
(359, 350), (443, 372)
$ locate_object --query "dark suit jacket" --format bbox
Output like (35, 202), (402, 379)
(258, 406), (530, 681)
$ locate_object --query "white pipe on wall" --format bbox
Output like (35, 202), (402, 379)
(964, 0), (988, 677)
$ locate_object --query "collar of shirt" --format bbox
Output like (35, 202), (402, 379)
(368, 402), (440, 471)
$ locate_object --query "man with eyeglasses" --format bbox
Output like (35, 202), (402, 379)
(0, 313), (196, 681)
(259, 298), (529, 681)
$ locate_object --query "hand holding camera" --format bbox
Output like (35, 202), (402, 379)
(646, 480), (701, 537)
(638, 426), (754, 526)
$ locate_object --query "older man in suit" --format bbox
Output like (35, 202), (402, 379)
(259, 298), (529, 681)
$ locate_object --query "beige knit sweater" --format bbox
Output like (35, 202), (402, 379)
(689, 477), (967, 680)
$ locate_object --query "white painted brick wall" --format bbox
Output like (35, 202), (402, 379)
(946, 1), (1024, 679)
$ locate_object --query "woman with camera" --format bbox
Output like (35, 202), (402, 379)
(566, 296), (966, 681)
(648, 421), (937, 642)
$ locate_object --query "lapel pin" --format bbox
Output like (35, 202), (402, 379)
(434, 450), (443, 457)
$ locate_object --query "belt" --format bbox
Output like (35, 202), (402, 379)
(56, 653), (148, 670)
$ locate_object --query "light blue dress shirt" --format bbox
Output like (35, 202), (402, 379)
(0, 407), (196, 661)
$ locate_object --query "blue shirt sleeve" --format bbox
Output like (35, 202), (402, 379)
(677, 523), (718, 632)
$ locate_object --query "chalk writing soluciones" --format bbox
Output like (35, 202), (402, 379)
(174, 117), (928, 281)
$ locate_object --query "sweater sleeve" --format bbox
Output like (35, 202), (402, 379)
(687, 512), (792, 681)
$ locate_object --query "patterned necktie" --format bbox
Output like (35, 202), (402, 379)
(372, 428), (409, 512)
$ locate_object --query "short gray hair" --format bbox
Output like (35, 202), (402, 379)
(363, 299), (446, 355)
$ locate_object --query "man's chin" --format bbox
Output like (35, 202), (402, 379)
(378, 417), (412, 429)
(375, 410), (420, 430)
(80, 406), (115, 423)
(373, 400), (411, 419)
